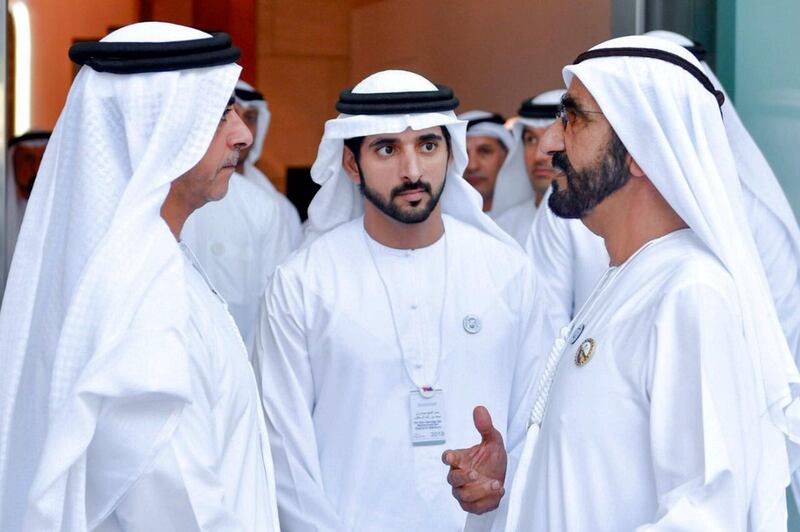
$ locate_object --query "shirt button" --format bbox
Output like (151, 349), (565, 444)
(211, 242), (225, 256)
(411, 304), (418, 310)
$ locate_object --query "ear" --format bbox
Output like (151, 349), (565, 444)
(342, 145), (361, 185)
(627, 154), (646, 179)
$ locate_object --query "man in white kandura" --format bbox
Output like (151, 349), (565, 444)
(458, 110), (513, 214)
(182, 85), (296, 348)
(492, 90), (563, 245)
(0, 22), (278, 531)
(234, 80), (304, 249)
(254, 70), (553, 531)
(444, 35), (800, 531)
(527, 31), (800, 357)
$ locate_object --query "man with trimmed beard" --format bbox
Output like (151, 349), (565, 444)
(444, 36), (799, 531)
(458, 111), (513, 213)
(253, 70), (553, 531)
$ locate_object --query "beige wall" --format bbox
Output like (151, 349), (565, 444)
(21, 1), (612, 190)
(255, 0), (351, 192)
(26, 0), (139, 130)
(254, 0), (612, 192)
(351, 0), (612, 117)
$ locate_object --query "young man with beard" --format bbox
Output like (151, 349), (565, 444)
(253, 70), (553, 531)
(444, 36), (799, 531)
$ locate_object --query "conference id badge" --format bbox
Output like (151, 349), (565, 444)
(409, 388), (446, 445)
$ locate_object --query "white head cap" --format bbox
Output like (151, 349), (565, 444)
(644, 30), (800, 329)
(305, 69), (516, 248)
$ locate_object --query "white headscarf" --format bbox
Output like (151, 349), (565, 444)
(564, 35), (800, 528)
(305, 69), (516, 247)
(459, 110), (514, 151)
(490, 90), (564, 216)
(235, 79), (271, 164)
(0, 22), (240, 530)
(645, 30), (800, 300)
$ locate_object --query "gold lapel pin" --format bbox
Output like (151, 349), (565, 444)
(575, 338), (596, 367)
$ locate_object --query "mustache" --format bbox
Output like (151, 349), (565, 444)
(390, 180), (432, 199)
(221, 150), (240, 169)
(551, 151), (572, 175)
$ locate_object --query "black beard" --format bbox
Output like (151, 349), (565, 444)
(548, 131), (629, 219)
(358, 168), (446, 224)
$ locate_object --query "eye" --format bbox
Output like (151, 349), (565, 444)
(421, 141), (437, 153)
(523, 133), (538, 146)
(220, 107), (233, 124)
(377, 145), (395, 156)
(566, 108), (578, 126)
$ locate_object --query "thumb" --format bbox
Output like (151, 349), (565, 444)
(473, 405), (498, 443)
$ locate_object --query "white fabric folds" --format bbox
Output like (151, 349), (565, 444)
(305, 69), (516, 248)
(0, 23), (240, 530)
(646, 30), (800, 359)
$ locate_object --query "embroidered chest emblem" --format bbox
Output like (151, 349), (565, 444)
(575, 338), (596, 367)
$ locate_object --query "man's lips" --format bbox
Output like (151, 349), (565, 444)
(396, 188), (427, 202)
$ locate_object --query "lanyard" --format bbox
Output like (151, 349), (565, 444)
(363, 224), (448, 395)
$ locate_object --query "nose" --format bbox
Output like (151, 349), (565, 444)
(465, 147), (479, 173)
(228, 110), (253, 151)
(400, 148), (423, 183)
(539, 120), (565, 158)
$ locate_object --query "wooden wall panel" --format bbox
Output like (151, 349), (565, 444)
(253, 0), (351, 191)
(351, 0), (613, 117)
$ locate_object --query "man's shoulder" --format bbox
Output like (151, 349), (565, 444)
(273, 219), (363, 279)
(445, 215), (529, 267)
(632, 230), (737, 309)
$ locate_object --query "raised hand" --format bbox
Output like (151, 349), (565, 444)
(442, 405), (507, 514)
